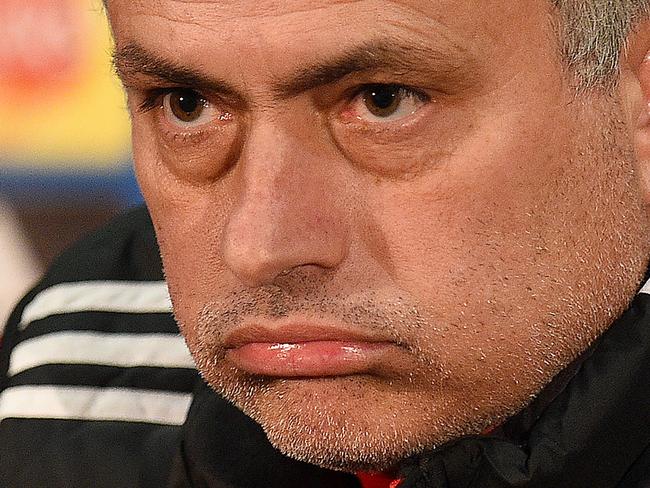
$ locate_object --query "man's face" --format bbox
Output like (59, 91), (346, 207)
(108, 0), (649, 471)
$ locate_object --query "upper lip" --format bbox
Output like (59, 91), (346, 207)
(223, 319), (393, 349)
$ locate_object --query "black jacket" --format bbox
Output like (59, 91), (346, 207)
(1, 206), (649, 487)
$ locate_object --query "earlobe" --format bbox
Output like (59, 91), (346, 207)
(622, 22), (650, 205)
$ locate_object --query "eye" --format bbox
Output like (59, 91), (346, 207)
(352, 84), (428, 123)
(162, 89), (221, 128)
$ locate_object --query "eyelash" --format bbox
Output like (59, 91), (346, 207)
(352, 84), (429, 104)
(137, 88), (177, 113)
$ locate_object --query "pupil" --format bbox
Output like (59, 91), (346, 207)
(370, 86), (397, 109)
(178, 90), (199, 114)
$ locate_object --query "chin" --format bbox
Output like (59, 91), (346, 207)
(206, 371), (496, 472)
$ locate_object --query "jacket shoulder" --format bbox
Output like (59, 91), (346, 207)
(0, 206), (198, 488)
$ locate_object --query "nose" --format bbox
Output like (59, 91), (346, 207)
(221, 120), (349, 287)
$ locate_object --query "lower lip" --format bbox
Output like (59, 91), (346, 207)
(226, 341), (392, 377)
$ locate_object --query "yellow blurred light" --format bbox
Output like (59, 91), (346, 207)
(0, 0), (131, 169)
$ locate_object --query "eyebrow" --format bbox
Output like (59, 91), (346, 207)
(112, 39), (477, 101)
(113, 44), (241, 98)
(274, 40), (475, 98)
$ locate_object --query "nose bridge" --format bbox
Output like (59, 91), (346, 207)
(221, 118), (348, 287)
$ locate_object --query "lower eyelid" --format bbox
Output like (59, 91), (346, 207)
(336, 103), (432, 139)
(147, 118), (210, 149)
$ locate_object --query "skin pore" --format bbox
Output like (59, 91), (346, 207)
(107, 0), (650, 472)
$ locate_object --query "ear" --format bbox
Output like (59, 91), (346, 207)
(621, 20), (650, 206)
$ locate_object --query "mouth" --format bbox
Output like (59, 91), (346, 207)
(223, 322), (398, 378)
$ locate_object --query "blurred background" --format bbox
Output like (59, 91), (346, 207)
(0, 0), (141, 329)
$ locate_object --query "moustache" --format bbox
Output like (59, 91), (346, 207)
(193, 285), (431, 350)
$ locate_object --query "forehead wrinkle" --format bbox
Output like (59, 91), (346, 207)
(117, 0), (366, 25)
(126, 8), (228, 37)
(154, 0), (364, 18)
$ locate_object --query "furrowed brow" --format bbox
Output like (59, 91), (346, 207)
(112, 39), (477, 102)
(274, 39), (477, 98)
(112, 44), (240, 98)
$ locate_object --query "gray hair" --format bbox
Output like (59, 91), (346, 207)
(553, 0), (650, 89)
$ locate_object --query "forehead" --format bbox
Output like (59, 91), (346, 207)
(107, 0), (552, 88)
(107, 0), (547, 49)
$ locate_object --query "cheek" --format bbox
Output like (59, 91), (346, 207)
(132, 130), (234, 331)
(366, 164), (550, 297)
(157, 213), (222, 324)
(357, 117), (584, 371)
(364, 93), (582, 292)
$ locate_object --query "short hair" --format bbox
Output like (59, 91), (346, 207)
(553, 0), (650, 90)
